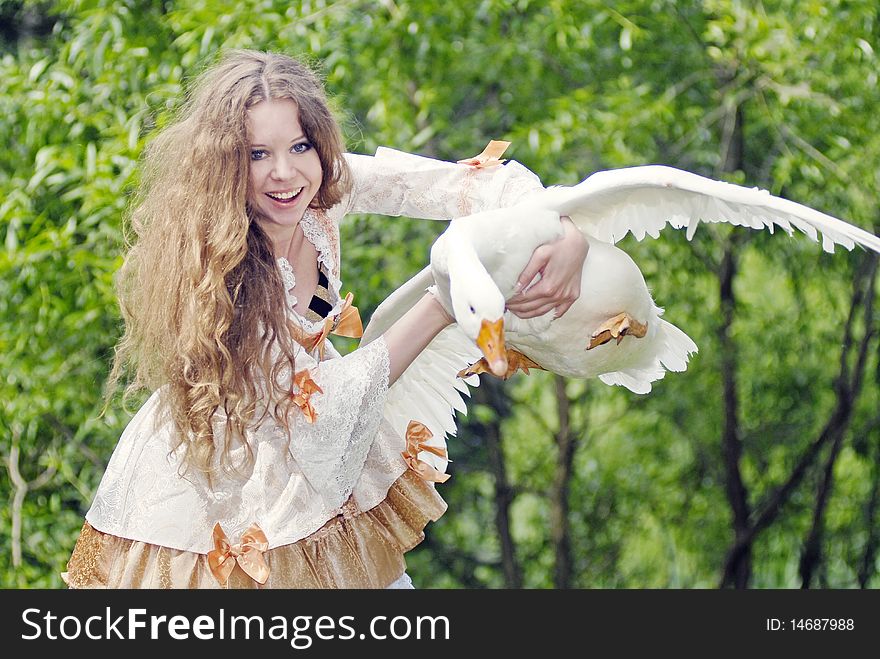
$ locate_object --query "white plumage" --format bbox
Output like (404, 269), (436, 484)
(362, 164), (880, 474)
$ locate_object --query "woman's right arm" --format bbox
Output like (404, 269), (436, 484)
(282, 292), (452, 501)
(382, 292), (453, 385)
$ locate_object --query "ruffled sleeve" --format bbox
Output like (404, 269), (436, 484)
(208, 336), (395, 551)
(284, 336), (390, 506)
(340, 147), (544, 220)
(84, 337), (394, 553)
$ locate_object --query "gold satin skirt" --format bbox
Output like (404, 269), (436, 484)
(64, 470), (446, 589)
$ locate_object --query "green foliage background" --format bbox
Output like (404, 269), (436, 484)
(2, 0), (879, 588)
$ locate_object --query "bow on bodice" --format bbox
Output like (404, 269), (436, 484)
(294, 292), (363, 360)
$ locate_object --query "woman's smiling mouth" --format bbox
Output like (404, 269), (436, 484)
(266, 187), (304, 203)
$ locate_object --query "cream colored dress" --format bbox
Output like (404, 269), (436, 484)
(64, 148), (543, 589)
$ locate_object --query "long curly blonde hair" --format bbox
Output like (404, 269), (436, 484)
(109, 50), (351, 474)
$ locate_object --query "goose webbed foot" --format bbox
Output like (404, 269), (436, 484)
(457, 349), (545, 380)
(587, 312), (648, 350)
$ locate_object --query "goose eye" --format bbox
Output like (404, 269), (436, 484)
(469, 305), (475, 314)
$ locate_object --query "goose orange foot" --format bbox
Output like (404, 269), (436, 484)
(457, 349), (546, 380)
(587, 312), (648, 350)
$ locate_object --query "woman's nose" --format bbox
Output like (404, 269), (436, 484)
(271, 155), (297, 181)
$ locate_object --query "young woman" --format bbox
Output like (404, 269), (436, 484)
(64, 49), (588, 588)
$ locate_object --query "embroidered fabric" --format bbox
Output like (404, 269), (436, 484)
(67, 472), (444, 589)
(338, 147), (544, 221)
(83, 147), (545, 560)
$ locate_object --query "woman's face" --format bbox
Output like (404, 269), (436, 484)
(247, 98), (323, 238)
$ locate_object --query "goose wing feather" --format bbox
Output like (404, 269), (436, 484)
(539, 165), (880, 254)
(361, 269), (480, 475)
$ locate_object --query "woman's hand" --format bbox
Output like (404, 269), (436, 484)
(505, 216), (589, 319)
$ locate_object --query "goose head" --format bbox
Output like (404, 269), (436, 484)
(447, 258), (509, 377)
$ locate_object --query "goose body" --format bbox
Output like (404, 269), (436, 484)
(503, 241), (689, 389)
(432, 205), (696, 393)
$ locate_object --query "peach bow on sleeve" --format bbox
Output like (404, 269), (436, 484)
(291, 369), (323, 423)
(457, 140), (511, 169)
(401, 420), (451, 483)
(207, 522), (270, 587)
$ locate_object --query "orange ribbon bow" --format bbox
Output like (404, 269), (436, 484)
(207, 522), (270, 587)
(304, 292), (364, 360)
(457, 140), (511, 169)
(401, 420), (451, 483)
(292, 369), (323, 423)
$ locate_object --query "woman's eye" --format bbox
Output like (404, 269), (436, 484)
(250, 149), (268, 161)
(291, 142), (312, 154)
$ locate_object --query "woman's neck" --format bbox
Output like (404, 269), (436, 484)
(264, 222), (305, 263)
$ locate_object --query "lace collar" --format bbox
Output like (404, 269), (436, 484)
(276, 208), (344, 334)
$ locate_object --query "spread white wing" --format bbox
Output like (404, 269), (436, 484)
(538, 165), (880, 254)
(362, 267), (480, 474)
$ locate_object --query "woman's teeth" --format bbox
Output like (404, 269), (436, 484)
(267, 187), (303, 201)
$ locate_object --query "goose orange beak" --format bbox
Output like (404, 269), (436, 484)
(477, 318), (507, 376)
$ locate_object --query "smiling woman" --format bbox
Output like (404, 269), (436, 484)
(247, 98), (325, 318)
(62, 49), (588, 589)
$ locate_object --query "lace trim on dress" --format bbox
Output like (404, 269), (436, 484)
(277, 257), (322, 336)
(300, 207), (340, 278)
(276, 209), (346, 336)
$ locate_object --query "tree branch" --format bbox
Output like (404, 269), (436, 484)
(550, 375), (578, 588)
(800, 255), (877, 587)
(6, 439), (57, 569)
(720, 254), (879, 584)
(474, 379), (522, 588)
(717, 236), (752, 588)
(858, 416), (880, 588)
(715, 93), (752, 588)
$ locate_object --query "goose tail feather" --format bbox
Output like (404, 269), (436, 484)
(598, 319), (698, 394)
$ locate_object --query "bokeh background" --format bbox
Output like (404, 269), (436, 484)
(2, 0), (879, 588)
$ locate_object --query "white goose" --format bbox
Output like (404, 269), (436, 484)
(364, 165), (880, 407)
(360, 165), (880, 481)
